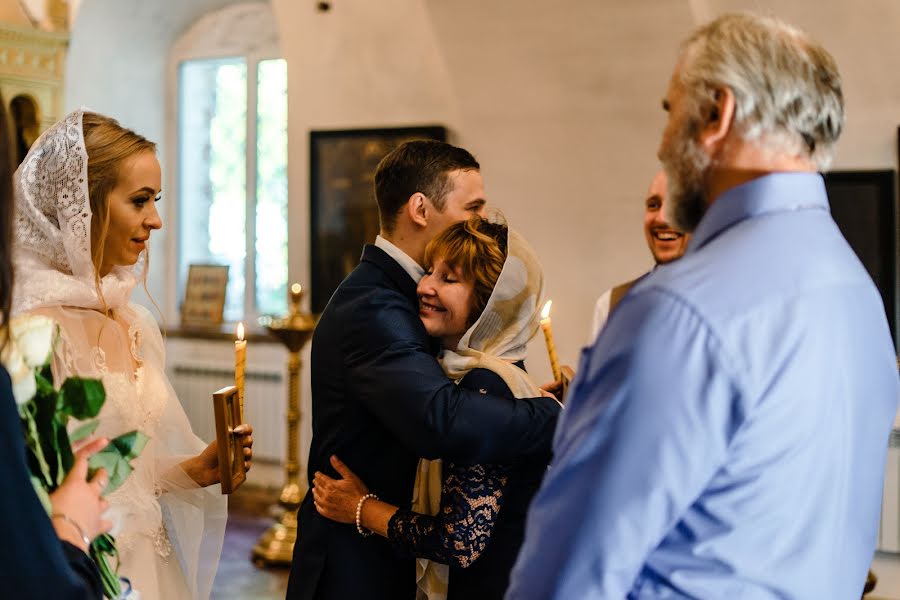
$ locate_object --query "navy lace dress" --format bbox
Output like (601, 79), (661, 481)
(387, 367), (550, 599)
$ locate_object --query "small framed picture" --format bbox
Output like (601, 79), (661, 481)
(181, 264), (229, 327)
(212, 385), (246, 494)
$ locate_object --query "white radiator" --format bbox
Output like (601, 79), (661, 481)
(169, 363), (286, 462)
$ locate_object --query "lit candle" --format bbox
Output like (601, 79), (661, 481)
(235, 322), (246, 422)
(540, 300), (562, 382)
(290, 283), (302, 315)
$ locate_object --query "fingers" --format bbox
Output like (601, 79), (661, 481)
(234, 424), (253, 436)
(330, 455), (355, 481)
(90, 468), (109, 494)
(73, 437), (109, 460)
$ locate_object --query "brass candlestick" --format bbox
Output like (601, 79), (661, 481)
(252, 283), (316, 566)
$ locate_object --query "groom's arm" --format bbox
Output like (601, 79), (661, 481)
(344, 288), (559, 464)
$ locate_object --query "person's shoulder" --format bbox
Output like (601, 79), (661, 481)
(458, 368), (513, 398)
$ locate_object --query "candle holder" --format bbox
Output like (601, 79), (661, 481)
(252, 284), (317, 567)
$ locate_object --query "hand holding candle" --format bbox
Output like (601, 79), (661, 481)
(235, 322), (247, 422)
(540, 300), (562, 383)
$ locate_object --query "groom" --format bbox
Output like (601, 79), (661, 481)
(286, 141), (560, 600)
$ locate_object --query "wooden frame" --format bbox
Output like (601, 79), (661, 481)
(212, 385), (246, 494)
(823, 168), (897, 346)
(180, 264), (229, 327)
(309, 125), (447, 313)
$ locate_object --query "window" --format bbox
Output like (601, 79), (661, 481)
(174, 4), (287, 321)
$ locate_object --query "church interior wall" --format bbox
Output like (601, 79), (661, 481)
(55, 0), (900, 527)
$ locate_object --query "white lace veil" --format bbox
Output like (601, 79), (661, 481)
(12, 108), (141, 316)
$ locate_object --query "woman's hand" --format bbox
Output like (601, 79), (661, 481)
(184, 424), (254, 487)
(49, 437), (113, 552)
(540, 365), (575, 405)
(312, 455), (370, 524)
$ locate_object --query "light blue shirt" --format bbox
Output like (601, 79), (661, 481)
(507, 173), (899, 599)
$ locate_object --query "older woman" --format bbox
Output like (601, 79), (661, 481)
(313, 216), (551, 600)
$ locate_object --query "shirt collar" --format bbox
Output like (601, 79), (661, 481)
(375, 235), (426, 283)
(687, 172), (830, 254)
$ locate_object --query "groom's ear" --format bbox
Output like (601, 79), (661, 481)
(406, 192), (429, 228)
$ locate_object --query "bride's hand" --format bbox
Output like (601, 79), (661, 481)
(312, 455), (369, 524)
(186, 424), (254, 487)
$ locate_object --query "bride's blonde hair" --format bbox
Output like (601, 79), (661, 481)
(82, 112), (157, 313)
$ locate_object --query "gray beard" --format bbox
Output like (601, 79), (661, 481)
(661, 128), (710, 234)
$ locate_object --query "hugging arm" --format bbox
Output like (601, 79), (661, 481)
(344, 290), (559, 464)
(388, 461), (509, 567)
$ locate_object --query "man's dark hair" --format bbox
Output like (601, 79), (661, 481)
(374, 140), (479, 233)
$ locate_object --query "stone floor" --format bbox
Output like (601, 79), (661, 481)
(211, 485), (290, 599)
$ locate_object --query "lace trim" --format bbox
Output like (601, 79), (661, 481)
(14, 110), (92, 278)
(152, 526), (172, 560)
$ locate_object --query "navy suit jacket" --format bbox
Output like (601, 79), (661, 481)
(0, 366), (102, 598)
(287, 245), (560, 600)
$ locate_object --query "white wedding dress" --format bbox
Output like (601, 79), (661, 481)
(11, 109), (227, 599)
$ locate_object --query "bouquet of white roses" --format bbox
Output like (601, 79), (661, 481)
(3, 315), (148, 599)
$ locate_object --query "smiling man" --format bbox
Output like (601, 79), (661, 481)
(590, 170), (689, 340)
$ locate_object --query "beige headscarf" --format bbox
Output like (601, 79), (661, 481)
(413, 216), (545, 600)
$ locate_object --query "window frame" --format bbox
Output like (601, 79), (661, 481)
(166, 2), (285, 325)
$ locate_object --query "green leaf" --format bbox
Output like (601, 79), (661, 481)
(88, 450), (132, 496)
(59, 377), (105, 420)
(110, 430), (150, 461)
(69, 419), (100, 443)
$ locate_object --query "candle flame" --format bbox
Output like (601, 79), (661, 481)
(541, 300), (552, 320)
(237, 322), (245, 341)
(291, 283), (302, 294)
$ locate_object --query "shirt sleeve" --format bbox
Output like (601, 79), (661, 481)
(386, 368), (515, 567)
(506, 288), (747, 599)
(387, 461), (509, 568)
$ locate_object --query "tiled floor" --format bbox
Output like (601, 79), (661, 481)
(211, 485), (290, 599)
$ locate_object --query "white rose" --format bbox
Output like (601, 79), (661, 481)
(5, 347), (35, 406)
(9, 315), (57, 368)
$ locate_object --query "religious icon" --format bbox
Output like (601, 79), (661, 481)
(212, 385), (246, 494)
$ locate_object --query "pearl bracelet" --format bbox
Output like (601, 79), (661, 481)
(355, 493), (378, 537)
(51, 512), (91, 548)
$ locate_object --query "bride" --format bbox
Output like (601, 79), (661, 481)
(11, 109), (253, 599)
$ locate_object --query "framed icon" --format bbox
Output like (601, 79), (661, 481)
(181, 264), (229, 327)
(212, 385), (246, 494)
(309, 125), (447, 312)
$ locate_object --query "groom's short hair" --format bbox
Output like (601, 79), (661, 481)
(375, 140), (479, 234)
